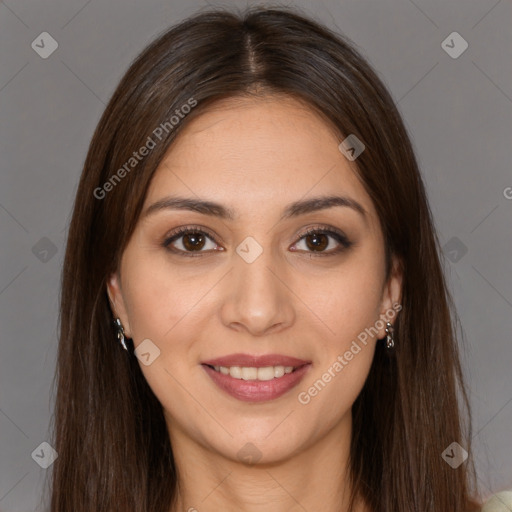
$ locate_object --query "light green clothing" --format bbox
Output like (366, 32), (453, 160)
(481, 490), (512, 512)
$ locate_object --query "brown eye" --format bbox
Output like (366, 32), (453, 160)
(163, 225), (352, 258)
(163, 227), (219, 255)
(304, 232), (329, 252)
(182, 232), (207, 251)
(292, 227), (353, 256)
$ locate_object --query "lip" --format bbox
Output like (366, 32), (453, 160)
(201, 353), (312, 403)
(201, 353), (311, 368)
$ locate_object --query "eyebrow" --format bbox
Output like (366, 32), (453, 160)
(142, 194), (367, 222)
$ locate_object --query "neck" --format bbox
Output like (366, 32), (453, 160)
(167, 412), (369, 512)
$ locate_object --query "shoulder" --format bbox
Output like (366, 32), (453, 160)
(480, 489), (512, 512)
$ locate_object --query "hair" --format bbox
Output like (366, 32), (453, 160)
(47, 5), (480, 512)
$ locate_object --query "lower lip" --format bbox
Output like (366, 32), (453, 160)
(202, 364), (311, 402)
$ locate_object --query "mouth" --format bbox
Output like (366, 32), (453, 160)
(201, 354), (312, 402)
(203, 363), (306, 381)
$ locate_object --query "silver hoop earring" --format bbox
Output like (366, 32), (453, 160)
(385, 321), (395, 349)
(114, 318), (128, 351)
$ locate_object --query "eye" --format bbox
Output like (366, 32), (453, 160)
(162, 224), (353, 257)
(291, 226), (353, 256)
(163, 226), (221, 256)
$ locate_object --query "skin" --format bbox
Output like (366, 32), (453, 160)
(107, 94), (402, 512)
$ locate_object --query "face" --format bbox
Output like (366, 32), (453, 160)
(107, 94), (402, 465)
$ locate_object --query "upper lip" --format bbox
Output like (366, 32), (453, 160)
(201, 353), (311, 368)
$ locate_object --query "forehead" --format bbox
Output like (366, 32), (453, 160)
(166, 94), (343, 166)
(145, 95), (377, 225)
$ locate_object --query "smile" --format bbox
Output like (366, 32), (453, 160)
(208, 364), (296, 380)
(201, 354), (312, 402)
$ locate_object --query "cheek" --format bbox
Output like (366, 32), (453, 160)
(119, 254), (213, 420)
(121, 252), (211, 343)
(295, 341), (375, 441)
(304, 252), (385, 345)
(293, 252), (383, 413)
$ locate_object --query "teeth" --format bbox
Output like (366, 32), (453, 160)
(212, 365), (298, 380)
(256, 367), (274, 381)
(230, 366), (243, 379)
(242, 367), (258, 380)
(274, 366), (285, 378)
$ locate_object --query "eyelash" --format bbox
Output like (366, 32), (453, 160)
(162, 224), (353, 258)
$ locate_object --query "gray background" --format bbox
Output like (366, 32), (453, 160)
(0, 0), (511, 510)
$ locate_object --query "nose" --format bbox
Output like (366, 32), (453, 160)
(219, 247), (296, 337)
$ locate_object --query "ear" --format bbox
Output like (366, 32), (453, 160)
(106, 271), (133, 338)
(376, 256), (403, 339)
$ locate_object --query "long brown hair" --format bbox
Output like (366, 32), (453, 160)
(47, 6), (480, 511)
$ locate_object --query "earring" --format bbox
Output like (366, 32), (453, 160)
(385, 321), (395, 349)
(114, 318), (128, 351)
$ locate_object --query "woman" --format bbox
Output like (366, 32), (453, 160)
(49, 6), (484, 511)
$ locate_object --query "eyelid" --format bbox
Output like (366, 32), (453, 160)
(164, 224), (219, 242)
(294, 224), (351, 245)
